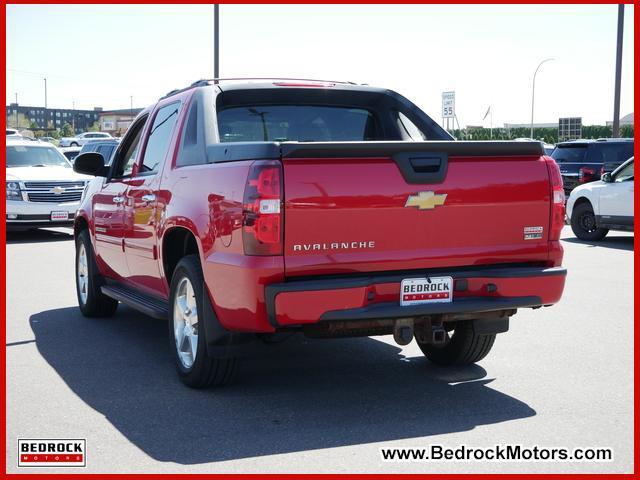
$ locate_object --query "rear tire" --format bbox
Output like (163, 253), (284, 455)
(75, 229), (118, 317)
(169, 255), (238, 388)
(416, 321), (496, 366)
(570, 202), (608, 241)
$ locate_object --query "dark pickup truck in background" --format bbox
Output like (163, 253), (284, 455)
(550, 138), (634, 196)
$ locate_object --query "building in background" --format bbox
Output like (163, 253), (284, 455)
(5, 103), (102, 133)
(504, 122), (558, 130)
(606, 112), (634, 127)
(558, 117), (583, 141)
(98, 108), (144, 137)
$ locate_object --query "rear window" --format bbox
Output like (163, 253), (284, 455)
(550, 145), (587, 163)
(96, 144), (116, 164)
(217, 105), (379, 143)
(587, 142), (634, 164)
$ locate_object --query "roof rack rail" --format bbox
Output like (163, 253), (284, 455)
(197, 77), (357, 85)
(161, 77), (358, 99)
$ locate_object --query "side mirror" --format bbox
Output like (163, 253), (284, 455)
(73, 152), (108, 176)
(601, 172), (612, 183)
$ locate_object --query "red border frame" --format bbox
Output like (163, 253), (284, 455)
(2, 1), (638, 478)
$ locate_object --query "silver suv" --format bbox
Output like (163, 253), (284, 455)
(59, 132), (113, 147)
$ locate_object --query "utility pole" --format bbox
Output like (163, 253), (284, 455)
(612, 4), (624, 138)
(15, 93), (18, 128)
(72, 100), (75, 132)
(44, 77), (48, 129)
(214, 4), (220, 83)
(530, 58), (553, 139)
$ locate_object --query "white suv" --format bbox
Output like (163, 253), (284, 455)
(567, 157), (634, 240)
(6, 139), (91, 230)
(59, 132), (113, 147)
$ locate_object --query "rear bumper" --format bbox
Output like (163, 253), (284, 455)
(265, 266), (566, 327)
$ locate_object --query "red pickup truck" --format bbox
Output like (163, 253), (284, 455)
(73, 79), (566, 388)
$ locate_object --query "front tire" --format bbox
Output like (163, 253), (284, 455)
(416, 321), (496, 366)
(75, 229), (118, 317)
(570, 202), (608, 241)
(169, 255), (237, 388)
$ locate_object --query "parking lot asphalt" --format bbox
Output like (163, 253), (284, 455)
(6, 226), (634, 473)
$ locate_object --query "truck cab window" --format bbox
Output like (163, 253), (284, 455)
(114, 117), (147, 178)
(140, 102), (180, 174)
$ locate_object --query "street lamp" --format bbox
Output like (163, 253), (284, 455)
(530, 58), (553, 139)
(214, 4), (220, 82)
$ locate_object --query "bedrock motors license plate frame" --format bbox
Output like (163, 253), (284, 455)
(400, 276), (453, 306)
(50, 211), (69, 221)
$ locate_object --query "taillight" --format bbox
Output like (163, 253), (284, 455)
(545, 157), (565, 241)
(578, 167), (596, 183)
(242, 161), (283, 255)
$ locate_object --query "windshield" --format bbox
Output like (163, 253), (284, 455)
(217, 105), (379, 142)
(6, 145), (72, 168)
(550, 145), (588, 163)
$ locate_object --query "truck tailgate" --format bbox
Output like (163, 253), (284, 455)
(281, 141), (552, 277)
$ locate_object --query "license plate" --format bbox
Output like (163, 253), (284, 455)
(50, 211), (69, 221)
(400, 276), (453, 306)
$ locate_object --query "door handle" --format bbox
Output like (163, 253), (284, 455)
(141, 194), (156, 203)
(113, 196), (125, 204)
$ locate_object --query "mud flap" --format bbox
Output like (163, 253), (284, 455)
(201, 284), (256, 358)
(473, 316), (510, 335)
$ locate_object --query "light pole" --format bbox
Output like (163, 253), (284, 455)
(214, 4), (220, 82)
(44, 77), (48, 130)
(612, 5), (624, 137)
(15, 92), (18, 128)
(530, 58), (553, 139)
(72, 100), (75, 132)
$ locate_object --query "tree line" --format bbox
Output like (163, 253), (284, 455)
(450, 125), (634, 143)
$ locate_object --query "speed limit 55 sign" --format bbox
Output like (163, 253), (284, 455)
(442, 91), (455, 118)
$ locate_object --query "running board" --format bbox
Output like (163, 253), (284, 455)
(101, 284), (169, 320)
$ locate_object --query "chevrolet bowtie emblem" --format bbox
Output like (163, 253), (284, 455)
(405, 191), (447, 210)
(51, 186), (66, 194)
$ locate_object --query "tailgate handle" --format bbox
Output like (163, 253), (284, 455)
(393, 152), (448, 184)
(410, 157), (441, 172)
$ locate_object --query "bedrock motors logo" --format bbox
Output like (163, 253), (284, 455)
(18, 439), (86, 467)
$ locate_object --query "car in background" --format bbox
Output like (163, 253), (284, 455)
(543, 143), (555, 156)
(7, 128), (22, 139)
(59, 132), (113, 147)
(567, 157), (634, 240)
(59, 146), (82, 163)
(513, 138), (554, 155)
(550, 138), (634, 197)
(6, 139), (90, 230)
(78, 139), (120, 165)
(39, 136), (58, 144)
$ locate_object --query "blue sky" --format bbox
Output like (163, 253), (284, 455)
(6, 4), (635, 127)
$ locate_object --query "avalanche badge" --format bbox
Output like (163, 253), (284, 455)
(405, 191), (447, 210)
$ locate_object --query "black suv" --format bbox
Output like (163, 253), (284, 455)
(78, 139), (120, 165)
(550, 138), (634, 196)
